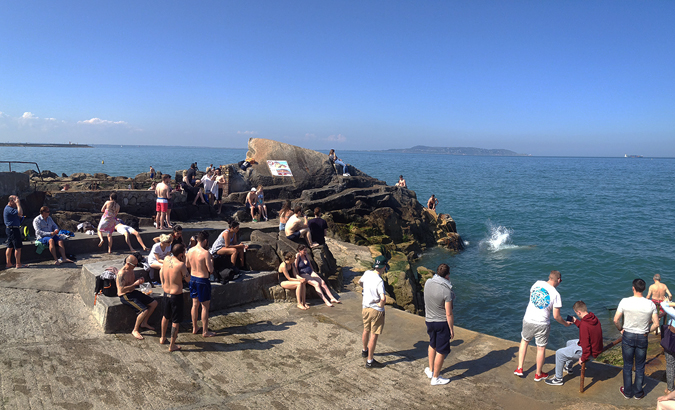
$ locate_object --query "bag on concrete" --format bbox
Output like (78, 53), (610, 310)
(94, 267), (119, 304)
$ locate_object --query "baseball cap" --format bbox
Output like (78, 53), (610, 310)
(373, 256), (389, 269)
(251, 188), (257, 192)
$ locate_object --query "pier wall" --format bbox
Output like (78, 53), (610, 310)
(0, 172), (30, 199)
(45, 189), (186, 216)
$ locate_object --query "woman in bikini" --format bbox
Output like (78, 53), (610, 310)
(294, 244), (340, 307)
(279, 252), (309, 310)
(278, 201), (293, 232)
(98, 192), (120, 253)
(256, 185), (269, 221)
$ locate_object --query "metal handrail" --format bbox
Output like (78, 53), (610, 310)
(0, 161), (43, 181)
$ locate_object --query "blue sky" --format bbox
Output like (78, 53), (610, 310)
(0, 1), (673, 156)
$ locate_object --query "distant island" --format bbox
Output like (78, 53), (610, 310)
(384, 145), (528, 156)
(0, 142), (92, 148)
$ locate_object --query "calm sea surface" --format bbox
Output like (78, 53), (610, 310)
(3, 145), (674, 348)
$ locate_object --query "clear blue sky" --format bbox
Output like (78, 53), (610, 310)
(1, 1), (673, 156)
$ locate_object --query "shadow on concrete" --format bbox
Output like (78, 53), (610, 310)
(579, 362), (622, 392)
(379, 339), (466, 365)
(178, 337), (284, 353)
(219, 320), (298, 336)
(444, 346), (519, 380)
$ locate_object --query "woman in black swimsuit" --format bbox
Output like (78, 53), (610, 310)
(278, 252), (309, 310)
(294, 245), (340, 307)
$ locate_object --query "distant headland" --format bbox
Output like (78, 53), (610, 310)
(384, 145), (528, 156)
(0, 142), (92, 148)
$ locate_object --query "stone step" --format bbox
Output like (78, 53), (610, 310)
(79, 258), (278, 333)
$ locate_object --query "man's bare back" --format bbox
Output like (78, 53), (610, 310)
(156, 182), (169, 199)
(186, 244), (213, 279)
(161, 255), (188, 295)
(648, 282), (671, 301)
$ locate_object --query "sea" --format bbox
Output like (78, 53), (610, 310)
(2, 144), (674, 349)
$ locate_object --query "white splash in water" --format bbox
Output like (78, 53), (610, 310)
(480, 223), (518, 251)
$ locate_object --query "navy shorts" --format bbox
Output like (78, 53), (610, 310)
(162, 293), (184, 324)
(39, 235), (61, 244)
(120, 290), (155, 314)
(190, 276), (211, 302)
(286, 231), (301, 241)
(5, 227), (23, 249)
(426, 321), (451, 355)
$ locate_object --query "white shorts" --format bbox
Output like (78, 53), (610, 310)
(116, 225), (136, 235)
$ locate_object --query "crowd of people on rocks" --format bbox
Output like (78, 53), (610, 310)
(6, 155), (675, 405)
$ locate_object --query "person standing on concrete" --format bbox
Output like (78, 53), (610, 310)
(514, 270), (570, 381)
(155, 174), (172, 230)
(423, 263), (455, 385)
(359, 255), (388, 369)
(117, 253), (158, 340)
(187, 230), (216, 338)
(33, 206), (74, 265)
(3, 195), (26, 269)
(160, 243), (189, 352)
(614, 278), (659, 400)
(545, 301), (603, 386)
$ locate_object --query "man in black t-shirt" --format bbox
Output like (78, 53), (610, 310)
(307, 207), (328, 248)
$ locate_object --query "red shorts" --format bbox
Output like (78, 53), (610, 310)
(156, 198), (169, 213)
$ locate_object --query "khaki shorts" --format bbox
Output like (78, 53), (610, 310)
(363, 308), (385, 335)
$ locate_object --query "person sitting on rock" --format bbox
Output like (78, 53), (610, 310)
(148, 234), (172, 284)
(295, 245), (340, 307)
(256, 185), (269, 221)
(246, 188), (259, 222)
(149, 166), (155, 179)
(307, 207), (328, 249)
(285, 206), (312, 247)
(278, 201), (293, 232)
(395, 175), (407, 188)
(115, 219), (149, 252)
(427, 195), (439, 211)
(182, 169), (206, 206)
(328, 149), (348, 175)
(209, 221), (247, 269)
(153, 225), (183, 248)
(33, 206), (74, 265)
(278, 251), (308, 310)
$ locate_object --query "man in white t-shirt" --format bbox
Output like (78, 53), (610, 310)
(359, 255), (388, 369)
(515, 270), (570, 381)
(614, 278), (659, 400)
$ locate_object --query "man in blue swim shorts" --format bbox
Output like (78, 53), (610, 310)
(187, 230), (216, 337)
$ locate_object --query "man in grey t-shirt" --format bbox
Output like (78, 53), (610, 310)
(423, 263), (455, 386)
(614, 278), (658, 399)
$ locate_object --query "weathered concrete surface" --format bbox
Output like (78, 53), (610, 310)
(0, 255), (667, 409)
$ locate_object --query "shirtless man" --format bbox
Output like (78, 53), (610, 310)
(214, 168), (226, 215)
(159, 244), (189, 352)
(427, 195), (439, 211)
(155, 174), (172, 230)
(117, 253), (158, 340)
(285, 206), (312, 246)
(246, 188), (259, 221)
(647, 274), (672, 327)
(187, 231), (216, 337)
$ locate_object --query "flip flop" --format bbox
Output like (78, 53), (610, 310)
(15, 264), (30, 269)
(203, 331), (216, 338)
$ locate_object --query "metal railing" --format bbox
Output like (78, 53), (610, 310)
(0, 161), (43, 181)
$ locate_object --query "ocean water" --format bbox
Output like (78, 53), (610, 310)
(3, 145), (674, 348)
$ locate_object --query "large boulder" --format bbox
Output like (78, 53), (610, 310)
(243, 138), (338, 191)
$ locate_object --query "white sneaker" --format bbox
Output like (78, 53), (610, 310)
(424, 367), (433, 379)
(430, 376), (450, 385)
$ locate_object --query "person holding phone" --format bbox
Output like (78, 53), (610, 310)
(545, 301), (603, 386)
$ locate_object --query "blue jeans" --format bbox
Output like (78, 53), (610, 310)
(621, 331), (648, 397)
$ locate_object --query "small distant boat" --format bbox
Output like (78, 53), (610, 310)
(625, 154), (643, 158)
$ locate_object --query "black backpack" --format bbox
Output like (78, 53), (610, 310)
(94, 267), (119, 304)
